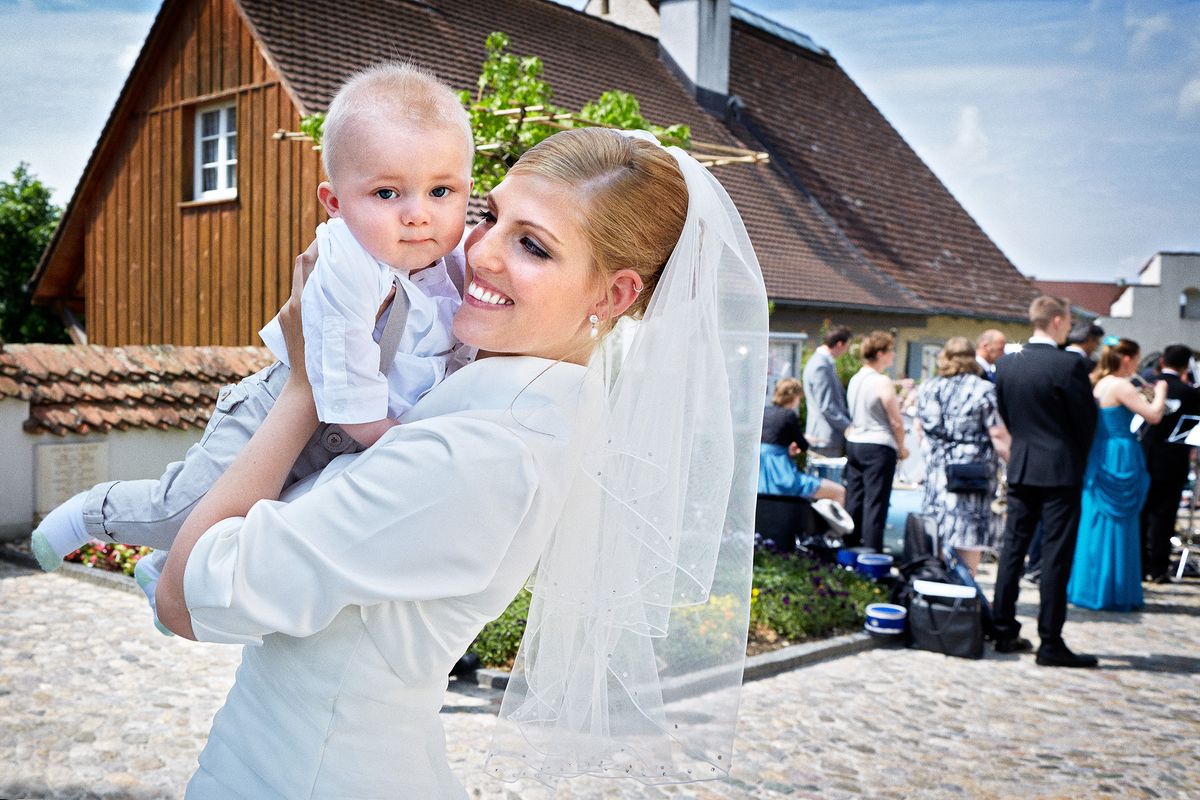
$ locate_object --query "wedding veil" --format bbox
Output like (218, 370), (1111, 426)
(486, 130), (769, 785)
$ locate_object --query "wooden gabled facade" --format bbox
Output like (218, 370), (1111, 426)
(35, 0), (322, 346)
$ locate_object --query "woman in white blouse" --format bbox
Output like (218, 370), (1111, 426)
(844, 330), (909, 552)
(155, 128), (768, 798)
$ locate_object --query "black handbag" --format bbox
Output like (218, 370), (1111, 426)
(908, 589), (983, 659)
(945, 461), (989, 493)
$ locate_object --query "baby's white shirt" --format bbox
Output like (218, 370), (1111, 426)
(259, 218), (466, 425)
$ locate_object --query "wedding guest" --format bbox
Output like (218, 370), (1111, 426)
(991, 295), (1099, 668)
(844, 331), (908, 552)
(803, 326), (853, 456)
(760, 378), (845, 504)
(916, 337), (1011, 576)
(1140, 344), (1200, 583)
(1068, 337), (1166, 610)
(975, 329), (1006, 383)
(1065, 322), (1104, 372)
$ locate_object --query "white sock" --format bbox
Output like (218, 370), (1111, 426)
(30, 491), (91, 570)
(134, 549), (174, 637)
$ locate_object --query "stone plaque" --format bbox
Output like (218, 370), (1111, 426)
(35, 442), (109, 519)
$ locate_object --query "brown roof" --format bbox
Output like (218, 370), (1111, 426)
(726, 16), (1035, 320)
(0, 344), (274, 436)
(236, 0), (923, 312)
(1033, 280), (1124, 317)
(34, 0), (1027, 322)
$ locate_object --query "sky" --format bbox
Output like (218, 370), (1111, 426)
(2, 0), (1197, 283)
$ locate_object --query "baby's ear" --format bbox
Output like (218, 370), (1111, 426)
(317, 182), (341, 217)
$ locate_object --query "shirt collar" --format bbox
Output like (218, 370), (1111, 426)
(1027, 335), (1058, 347)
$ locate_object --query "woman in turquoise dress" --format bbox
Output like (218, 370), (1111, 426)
(1068, 338), (1167, 611)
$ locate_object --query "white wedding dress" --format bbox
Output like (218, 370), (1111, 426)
(181, 357), (595, 799)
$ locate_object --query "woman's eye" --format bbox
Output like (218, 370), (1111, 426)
(430, 186), (450, 198)
(521, 236), (550, 260)
(375, 189), (396, 200)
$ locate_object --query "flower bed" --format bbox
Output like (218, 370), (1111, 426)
(469, 549), (885, 669)
(64, 542), (153, 577)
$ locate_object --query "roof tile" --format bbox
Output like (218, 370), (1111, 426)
(0, 344), (275, 437)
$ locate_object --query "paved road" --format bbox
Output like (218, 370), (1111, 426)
(1, 558), (1197, 799)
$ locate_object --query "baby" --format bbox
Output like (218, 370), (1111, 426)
(31, 63), (475, 630)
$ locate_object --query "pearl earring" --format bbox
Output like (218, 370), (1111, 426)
(589, 314), (600, 339)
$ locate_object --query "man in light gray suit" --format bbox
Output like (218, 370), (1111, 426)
(802, 326), (853, 457)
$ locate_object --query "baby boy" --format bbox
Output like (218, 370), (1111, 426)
(31, 63), (475, 628)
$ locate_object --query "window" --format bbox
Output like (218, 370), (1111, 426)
(904, 341), (941, 382)
(767, 333), (809, 403)
(193, 102), (237, 200)
(1181, 288), (1200, 320)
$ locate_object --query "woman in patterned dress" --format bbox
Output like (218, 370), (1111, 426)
(915, 337), (1012, 576)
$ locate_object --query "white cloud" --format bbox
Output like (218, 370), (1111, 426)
(115, 42), (140, 71)
(1125, 12), (1170, 58)
(1179, 77), (1200, 118)
(950, 105), (990, 164)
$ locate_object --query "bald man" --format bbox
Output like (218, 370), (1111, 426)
(976, 330), (1006, 383)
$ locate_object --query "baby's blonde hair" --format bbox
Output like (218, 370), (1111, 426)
(321, 62), (473, 183)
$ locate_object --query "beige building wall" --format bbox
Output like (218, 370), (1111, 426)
(768, 307), (1028, 381)
(0, 398), (197, 540)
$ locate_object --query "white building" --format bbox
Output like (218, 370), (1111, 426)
(1104, 252), (1200, 358)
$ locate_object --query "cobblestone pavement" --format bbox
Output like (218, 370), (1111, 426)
(2, 558), (1197, 799)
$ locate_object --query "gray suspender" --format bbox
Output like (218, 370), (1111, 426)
(376, 276), (410, 372)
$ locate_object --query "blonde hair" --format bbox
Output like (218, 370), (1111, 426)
(507, 128), (687, 321)
(1029, 295), (1069, 330)
(937, 336), (983, 377)
(772, 377), (802, 406)
(1091, 337), (1139, 385)
(861, 330), (894, 362)
(321, 62), (473, 183)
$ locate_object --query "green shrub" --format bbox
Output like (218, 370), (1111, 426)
(468, 552), (886, 669)
(469, 587), (531, 668)
(749, 549), (884, 642)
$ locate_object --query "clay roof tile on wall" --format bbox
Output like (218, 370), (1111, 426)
(0, 344), (275, 437)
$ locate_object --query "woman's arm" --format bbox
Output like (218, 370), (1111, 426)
(1114, 378), (1168, 425)
(157, 248), (320, 640)
(879, 379), (909, 460)
(988, 421), (1012, 463)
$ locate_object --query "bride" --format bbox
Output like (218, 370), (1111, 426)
(155, 127), (768, 797)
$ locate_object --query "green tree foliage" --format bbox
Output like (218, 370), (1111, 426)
(0, 164), (67, 343)
(300, 32), (691, 194)
(579, 90), (691, 149)
(457, 32), (561, 193)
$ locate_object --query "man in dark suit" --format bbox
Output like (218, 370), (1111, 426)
(1140, 344), (1200, 583)
(991, 295), (1099, 667)
(1064, 322), (1104, 372)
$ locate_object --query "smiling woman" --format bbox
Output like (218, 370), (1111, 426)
(150, 126), (767, 798)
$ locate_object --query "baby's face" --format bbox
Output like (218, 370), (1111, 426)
(325, 118), (471, 270)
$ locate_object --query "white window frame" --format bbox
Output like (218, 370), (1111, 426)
(193, 101), (237, 201)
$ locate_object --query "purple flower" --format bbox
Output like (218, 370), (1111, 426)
(782, 596), (790, 605)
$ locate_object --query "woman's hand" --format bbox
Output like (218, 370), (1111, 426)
(279, 241), (318, 385)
